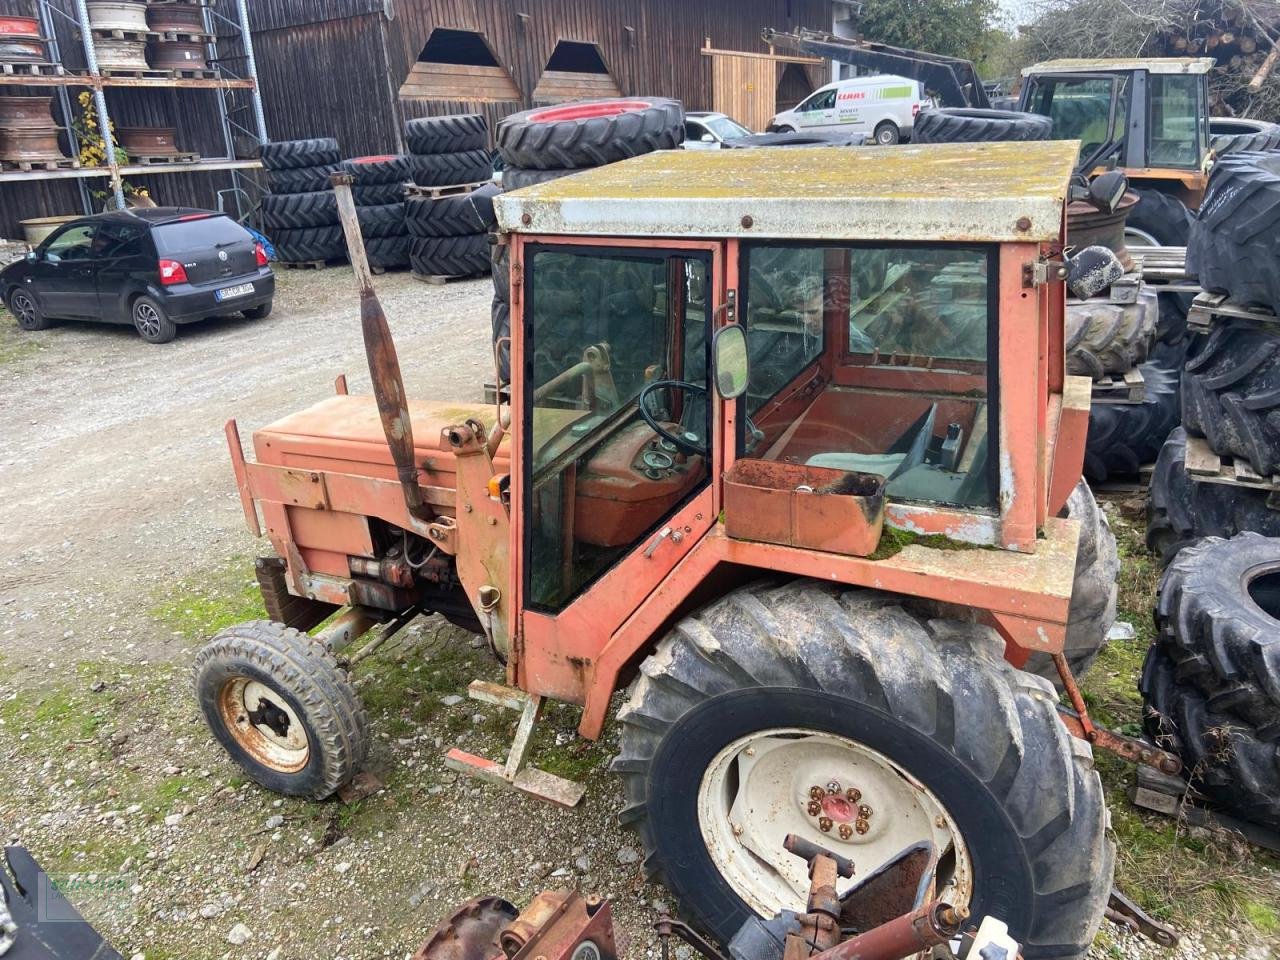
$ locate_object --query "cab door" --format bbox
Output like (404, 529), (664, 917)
(511, 239), (724, 704)
(795, 88), (837, 131)
(32, 221), (101, 318)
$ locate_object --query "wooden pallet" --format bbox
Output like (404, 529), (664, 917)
(129, 151), (200, 165)
(98, 67), (172, 79)
(276, 258), (343, 270)
(1183, 435), (1280, 506)
(1186, 290), (1279, 334)
(411, 269), (485, 285)
(403, 180), (488, 199)
(145, 0), (211, 6)
(1090, 366), (1145, 404)
(0, 156), (78, 171)
(170, 67), (218, 80)
(1130, 766), (1280, 853)
(0, 60), (65, 76)
(90, 28), (159, 41)
(153, 30), (213, 43)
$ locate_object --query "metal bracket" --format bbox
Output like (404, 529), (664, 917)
(1022, 258), (1067, 288)
(1106, 887), (1179, 948)
(443, 681), (586, 808)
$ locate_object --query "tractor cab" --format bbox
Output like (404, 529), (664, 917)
(1018, 57), (1212, 206)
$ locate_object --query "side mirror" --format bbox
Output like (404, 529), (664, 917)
(712, 324), (750, 400)
(700, 132), (716, 143)
(25, 251), (36, 262)
(1088, 170), (1129, 214)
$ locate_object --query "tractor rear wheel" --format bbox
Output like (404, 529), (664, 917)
(613, 582), (1113, 959)
(193, 620), (368, 799)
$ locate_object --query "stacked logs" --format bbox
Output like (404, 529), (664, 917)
(1151, 0), (1280, 114)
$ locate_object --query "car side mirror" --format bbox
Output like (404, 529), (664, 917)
(712, 324), (750, 400)
(700, 133), (716, 143)
(25, 251), (35, 262)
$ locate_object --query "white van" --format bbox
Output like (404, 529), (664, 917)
(768, 75), (923, 145)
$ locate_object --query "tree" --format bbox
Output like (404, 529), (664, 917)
(852, 0), (1003, 61)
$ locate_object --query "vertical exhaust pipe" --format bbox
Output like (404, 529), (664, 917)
(331, 171), (431, 524)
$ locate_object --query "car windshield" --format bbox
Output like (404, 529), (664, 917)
(153, 215), (247, 255)
(704, 116), (750, 139)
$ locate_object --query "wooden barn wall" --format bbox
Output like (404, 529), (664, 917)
(248, 0), (831, 156)
(0, 0), (256, 237)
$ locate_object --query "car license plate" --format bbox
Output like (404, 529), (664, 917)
(215, 282), (254, 302)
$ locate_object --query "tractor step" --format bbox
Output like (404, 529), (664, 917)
(443, 680), (586, 809)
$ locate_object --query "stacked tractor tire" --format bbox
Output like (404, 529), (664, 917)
(1138, 147), (1280, 834)
(487, 98), (685, 379)
(402, 115), (497, 280)
(342, 154), (411, 271)
(259, 138), (347, 265)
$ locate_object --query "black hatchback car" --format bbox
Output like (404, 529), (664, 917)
(2, 207), (275, 344)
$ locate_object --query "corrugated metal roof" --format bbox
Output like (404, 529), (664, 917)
(495, 141), (1077, 243)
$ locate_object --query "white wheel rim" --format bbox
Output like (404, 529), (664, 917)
(218, 677), (310, 772)
(697, 728), (971, 920)
(1124, 225), (1161, 246)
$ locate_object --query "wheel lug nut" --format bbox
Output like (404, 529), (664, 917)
(858, 804), (873, 819)
(809, 785), (824, 800)
(732, 823), (744, 837)
(838, 823), (852, 840)
(806, 800), (822, 817)
(935, 816), (946, 828)
(825, 780), (841, 794)
(818, 817), (833, 833)
(845, 787), (861, 803)
(855, 818), (870, 835)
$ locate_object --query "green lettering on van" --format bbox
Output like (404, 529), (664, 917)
(878, 85), (913, 100)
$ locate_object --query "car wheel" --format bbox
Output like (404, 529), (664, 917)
(132, 295), (176, 344)
(243, 302), (272, 321)
(874, 121), (900, 145)
(8, 287), (50, 331)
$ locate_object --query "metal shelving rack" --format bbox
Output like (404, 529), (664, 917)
(2, 0), (268, 219)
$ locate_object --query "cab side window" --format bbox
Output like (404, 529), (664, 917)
(43, 224), (97, 263)
(97, 223), (148, 259)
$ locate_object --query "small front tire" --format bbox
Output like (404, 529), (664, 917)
(873, 121), (899, 145)
(193, 620), (368, 799)
(243, 302), (273, 321)
(132, 295), (176, 344)
(8, 287), (49, 331)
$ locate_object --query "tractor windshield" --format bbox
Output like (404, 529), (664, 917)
(523, 247), (712, 611)
(1025, 74), (1127, 163)
(741, 243), (996, 511)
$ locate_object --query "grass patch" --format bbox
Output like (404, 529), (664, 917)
(1084, 499), (1280, 939)
(868, 525), (993, 561)
(150, 556), (266, 642)
(0, 312), (42, 366)
(0, 682), (117, 756)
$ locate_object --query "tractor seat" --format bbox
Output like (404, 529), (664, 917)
(804, 404), (938, 482)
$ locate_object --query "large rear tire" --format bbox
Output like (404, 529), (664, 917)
(496, 98), (683, 170)
(1126, 187), (1192, 247)
(613, 582), (1113, 959)
(912, 108), (1051, 143)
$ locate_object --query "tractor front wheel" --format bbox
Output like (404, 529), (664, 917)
(613, 582), (1113, 959)
(193, 620), (368, 799)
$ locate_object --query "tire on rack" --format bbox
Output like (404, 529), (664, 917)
(406, 183), (499, 238)
(1156, 533), (1280, 740)
(193, 620), (368, 800)
(1182, 320), (1280, 477)
(1145, 428), (1280, 565)
(1187, 152), (1280, 312)
(344, 154), (414, 186)
(502, 166), (576, 190)
(496, 98), (684, 170)
(1083, 361), (1181, 483)
(1209, 118), (1280, 157)
(364, 234), (410, 270)
(261, 190), (339, 230)
(353, 182), (406, 205)
(1126, 186), (1193, 247)
(266, 163), (341, 194)
(409, 233), (489, 278)
(1024, 482), (1120, 684)
(1140, 644), (1280, 829)
(410, 149), (494, 188)
(356, 202), (407, 240)
(613, 582), (1114, 958)
(405, 114), (488, 155)
(1065, 288), (1158, 380)
(259, 137), (341, 171)
(271, 224), (347, 263)
(911, 107), (1052, 143)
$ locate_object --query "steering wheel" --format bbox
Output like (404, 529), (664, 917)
(639, 380), (709, 457)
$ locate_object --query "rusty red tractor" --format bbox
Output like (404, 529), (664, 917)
(194, 139), (1182, 959)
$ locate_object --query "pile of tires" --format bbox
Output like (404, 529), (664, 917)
(402, 114), (495, 279)
(489, 98), (685, 379)
(342, 155), (411, 271)
(1140, 533), (1280, 831)
(259, 137), (347, 265)
(1188, 150), (1280, 314)
(1209, 117), (1280, 157)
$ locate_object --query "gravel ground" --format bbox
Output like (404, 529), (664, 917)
(0, 267), (1275, 960)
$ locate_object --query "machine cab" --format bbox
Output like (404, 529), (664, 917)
(493, 141), (1089, 705)
(1018, 58), (1212, 178)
